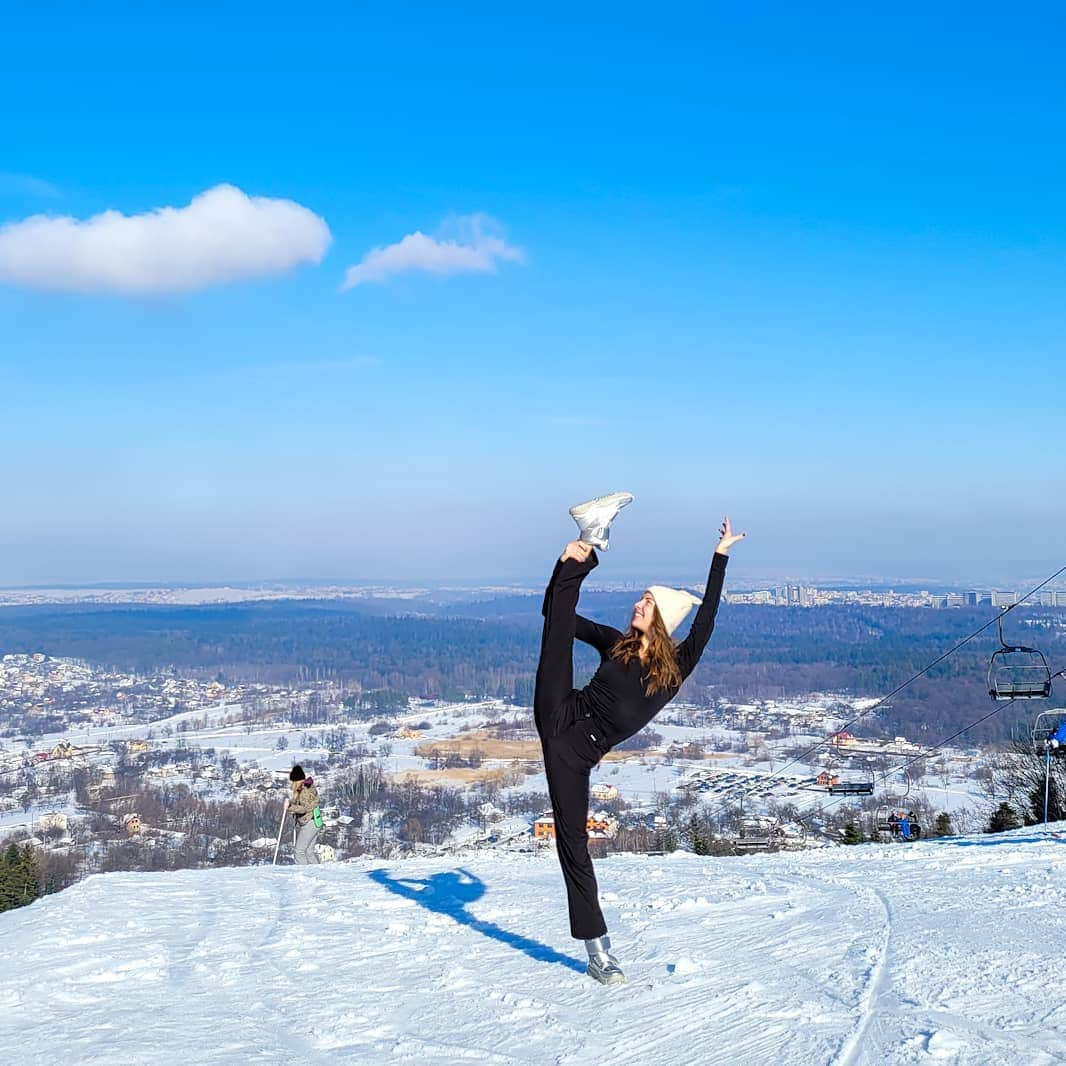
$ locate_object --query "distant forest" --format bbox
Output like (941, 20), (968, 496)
(0, 593), (1062, 744)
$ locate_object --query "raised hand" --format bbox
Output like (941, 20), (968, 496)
(715, 516), (746, 555)
(560, 540), (594, 563)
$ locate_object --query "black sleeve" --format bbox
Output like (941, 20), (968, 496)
(575, 615), (622, 655)
(675, 552), (729, 680)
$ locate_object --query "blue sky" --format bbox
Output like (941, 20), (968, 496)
(1, 3), (1064, 586)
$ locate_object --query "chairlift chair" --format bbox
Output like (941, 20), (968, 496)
(874, 778), (912, 831)
(1030, 710), (1066, 832)
(897, 814), (922, 841)
(874, 804), (923, 840)
(828, 778), (875, 796)
(735, 836), (776, 850)
(737, 817), (780, 850)
(875, 807), (899, 834)
(1031, 710), (1066, 758)
(987, 615), (1053, 701)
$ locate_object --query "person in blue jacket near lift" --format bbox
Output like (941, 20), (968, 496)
(1046, 719), (1066, 753)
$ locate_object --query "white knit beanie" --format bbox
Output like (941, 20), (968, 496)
(646, 586), (702, 637)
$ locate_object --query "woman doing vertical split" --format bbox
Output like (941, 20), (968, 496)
(534, 491), (744, 985)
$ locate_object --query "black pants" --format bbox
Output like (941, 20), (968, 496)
(535, 552), (607, 941)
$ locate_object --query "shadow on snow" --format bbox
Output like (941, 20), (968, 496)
(927, 833), (1066, 847)
(367, 867), (586, 975)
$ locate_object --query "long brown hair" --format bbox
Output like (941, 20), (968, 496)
(610, 604), (682, 696)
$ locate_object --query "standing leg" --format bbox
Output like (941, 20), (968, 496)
(543, 739), (606, 940)
(294, 821), (321, 865)
(534, 551), (598, 738)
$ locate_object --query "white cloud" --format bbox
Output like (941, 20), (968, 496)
(341, 213), (525, 290)
(0, 184), (332, 294)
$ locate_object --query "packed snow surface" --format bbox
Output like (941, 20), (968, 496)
(5, 830), (1066, 1064)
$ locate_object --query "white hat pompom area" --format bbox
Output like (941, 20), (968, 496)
(646, 586), (702, 637)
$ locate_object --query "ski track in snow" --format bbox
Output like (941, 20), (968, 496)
(5, 830), (1066, 1064)
(810, 874), (892, 1066)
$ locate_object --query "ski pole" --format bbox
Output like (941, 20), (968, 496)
(272, 798), (289, 865)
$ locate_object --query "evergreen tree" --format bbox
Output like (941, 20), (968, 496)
(682, 814), (713, 855)
(653, 826), (678, 852)
(987, 802), (1020, 834)
(1027, 775), (1066, 826)
(934, 812), (953, 837)
(0, 844), (40, 913)
(842, 822), (863, 845)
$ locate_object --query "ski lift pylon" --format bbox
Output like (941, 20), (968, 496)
(987, 614), (1053, 701)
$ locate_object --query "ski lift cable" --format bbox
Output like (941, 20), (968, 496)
(703, 560), (1066, 823)
(816, 666), (1066, 821)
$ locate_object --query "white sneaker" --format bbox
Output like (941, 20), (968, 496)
(585, 935), (626, 985)
(569, 492), (634, 551)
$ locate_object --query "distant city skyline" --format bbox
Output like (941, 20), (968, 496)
(2, 573), (1064, 606)
(2, 8), (1063, 586)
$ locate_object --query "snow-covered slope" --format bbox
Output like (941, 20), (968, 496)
(5, 831), (1066, 1065)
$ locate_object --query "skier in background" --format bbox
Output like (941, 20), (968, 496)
(534, 491), (744, 984)
(286, 764), (322, 864)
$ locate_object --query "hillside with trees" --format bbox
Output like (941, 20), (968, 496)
(0, 598), (1060, 743)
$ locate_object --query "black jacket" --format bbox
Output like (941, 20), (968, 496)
(560, 552), (728, 750)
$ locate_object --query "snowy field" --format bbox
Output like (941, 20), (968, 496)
(5, 829), (1066, 1064)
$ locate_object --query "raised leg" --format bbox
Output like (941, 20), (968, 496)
(534, 552), (597, 738)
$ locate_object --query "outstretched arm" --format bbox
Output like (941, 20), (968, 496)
(675, 517), (745, 679)
(575, 615), (623, 655)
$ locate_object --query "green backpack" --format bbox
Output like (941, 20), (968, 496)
(312, 806), (323, 829)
